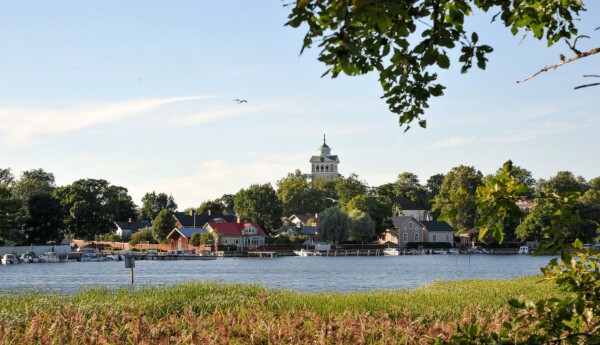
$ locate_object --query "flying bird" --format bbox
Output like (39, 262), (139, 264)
(233, 99), (248, 104)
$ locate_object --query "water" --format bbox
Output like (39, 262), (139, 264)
(0, 255), (553, 294)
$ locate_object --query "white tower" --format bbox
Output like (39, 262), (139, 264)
(310, 134), (340, 180)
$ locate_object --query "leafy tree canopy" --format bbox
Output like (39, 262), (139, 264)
(12, 168), (56, 202)
(546, 170), (588, 195)
(394, 172), (427, 207)
(0, 184), (20, 245)
(140, 192), (177, 221)
(344, 194), (393, 236)
(434, 165), (483, 232)
(277, 170), (322, 215)
(129, 228), (154, 245)
(348, 209), (376, 243)
(234, 183), (283, 233)
(23, 193), (63, 245)
(286, 0), (587, 130)
(152, 209), (176, 242)
(54, 179), (136, 240)
(335, 173), (369, 206)
(190, 232), (218, 247)
(216, 194), (235, 212)
(0, 168), (14, 186)
(317, 206), (351, 244)
(312, 178), (339, 210)
(196, 200), (225, 216)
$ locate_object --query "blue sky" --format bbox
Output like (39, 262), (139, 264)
(1, 1), (598, 209)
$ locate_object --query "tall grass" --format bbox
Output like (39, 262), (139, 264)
(0, 277), (562, 344)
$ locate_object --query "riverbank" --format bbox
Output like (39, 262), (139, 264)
(0, 277), (561, 344)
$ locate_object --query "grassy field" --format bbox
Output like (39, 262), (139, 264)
(0, 276), (562, 344)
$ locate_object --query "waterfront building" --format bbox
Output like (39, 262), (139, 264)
(381, 216), (455, 247)
(310, 134), (340, 180)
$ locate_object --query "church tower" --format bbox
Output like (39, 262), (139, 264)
(310, 134), (340, 180)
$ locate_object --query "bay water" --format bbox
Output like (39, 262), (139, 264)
(0, 255), (552, 294)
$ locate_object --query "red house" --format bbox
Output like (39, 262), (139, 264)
(205, 220), (267, 250)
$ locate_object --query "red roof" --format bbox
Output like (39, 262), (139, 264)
(205, 222), (267, 237)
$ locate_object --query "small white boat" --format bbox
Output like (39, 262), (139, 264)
(448, 248), (460, 255)
(383, 248), (400, 256)
(518, 246), (530, 255)
(82, 252), (108, 262)
(293, 249), (312, 257)
(38, 252), (60, 263)
(19, 252), (39, 263)
(1, 254), (19, 264)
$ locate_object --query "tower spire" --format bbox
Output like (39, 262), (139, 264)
(323, 133), (326, 145)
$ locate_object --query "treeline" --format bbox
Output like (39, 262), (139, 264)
(1, 162), (598, 246)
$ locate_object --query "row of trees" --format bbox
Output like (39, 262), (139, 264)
(1, 164), (598, 245)
(0, 167), (179, 244)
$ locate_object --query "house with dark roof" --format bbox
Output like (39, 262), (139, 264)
(421, 221), (455, 244)
(381, 216), (455, 247)
(390, 196), (433, 221)
(114, 220), (152, 238)
(172, 212), (236, 228)
(288, 214), (318, 226)
(276, 225), (318, 242)
(205, 220), (267, 250)
(167, 227), (209, 251)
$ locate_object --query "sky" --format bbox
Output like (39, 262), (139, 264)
(1, 1), (598, 210)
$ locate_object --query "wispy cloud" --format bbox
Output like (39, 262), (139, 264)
(177, 103), (279, 126)
(0, 95), (214, 147)
(494, 120), (577, 143)
(427, 136), (473, 149)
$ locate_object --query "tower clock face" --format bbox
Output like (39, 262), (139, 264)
(320, 157), (324, 162)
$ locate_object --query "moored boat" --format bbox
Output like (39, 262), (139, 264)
(1, 254), (19, 264)
(19, 252), (39, 263)
(383, 248), (400, 256)
(81, 252), (111, 262)
(293, 249), (312, 257)
(38, 252), (60, 263)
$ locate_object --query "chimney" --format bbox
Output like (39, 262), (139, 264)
(208, 209), (211, 216)
(191, 209), (196, 228)
(237, 216), (241, 224)
(315, 213), (318, 219)
(128, 218), (132, 223)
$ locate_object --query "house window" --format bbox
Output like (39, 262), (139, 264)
(432, 235), (437, 242)
(235, 239), (239, 244)
(408, 222), (413, 229)
(414, 233), (419, 242)
(403, 233), (408, 242)
(446, 235), (450, 241)
(403, 226), (407, 231)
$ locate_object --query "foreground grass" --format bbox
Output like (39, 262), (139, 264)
(0, 276), (562, 344)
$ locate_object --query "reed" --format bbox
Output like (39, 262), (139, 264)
(0, 276), (562, 344)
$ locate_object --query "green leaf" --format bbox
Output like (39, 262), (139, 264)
(438, 53), (450, 69)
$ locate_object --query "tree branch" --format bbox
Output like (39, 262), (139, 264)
(517, 47), (600, 83)
(574, 74), (600, 90)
